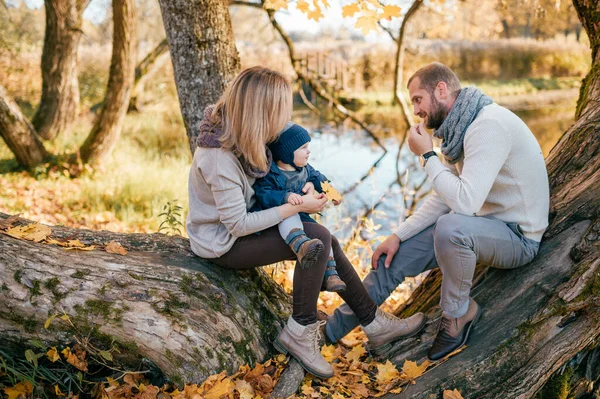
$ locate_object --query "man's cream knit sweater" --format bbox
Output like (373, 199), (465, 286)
(395, 103), (549, 242)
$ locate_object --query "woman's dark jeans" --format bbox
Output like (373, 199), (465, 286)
(211, 222), (377, 326)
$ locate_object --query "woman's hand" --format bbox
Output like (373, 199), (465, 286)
(299, 192), (328, 214)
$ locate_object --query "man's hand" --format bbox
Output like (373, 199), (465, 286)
(302, 182), (315, 195)
(371, 234), (401, 270)
(287, 193), (303, 205)
(332, 198), (342, 206)
(408, 122), (433, 156)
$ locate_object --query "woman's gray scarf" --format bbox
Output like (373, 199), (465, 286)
(433, 87), (493, 164)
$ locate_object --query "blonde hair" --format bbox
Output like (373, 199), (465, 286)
(212, 66), (293, 172)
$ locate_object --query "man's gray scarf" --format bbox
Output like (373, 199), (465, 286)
(433, 87), (493, 164)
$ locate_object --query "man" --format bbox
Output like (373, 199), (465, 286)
(325, 62), (549, 360)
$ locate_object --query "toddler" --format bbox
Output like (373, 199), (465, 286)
(253, 122), (346, 292)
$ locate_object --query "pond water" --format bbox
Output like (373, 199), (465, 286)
(297, 92), (577, 243)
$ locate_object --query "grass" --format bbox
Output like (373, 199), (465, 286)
(0, 102), (191, 233)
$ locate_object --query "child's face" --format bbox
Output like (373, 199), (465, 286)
(293, 143), (310, 167)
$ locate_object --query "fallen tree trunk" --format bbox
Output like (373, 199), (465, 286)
(0, 212), (291, 384)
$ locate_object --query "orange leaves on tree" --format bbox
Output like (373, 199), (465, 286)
(444, 388), (465, 399)
(342, 3), (360, 17)
(296, 0), (310, 12)
(263, 0), (288, 10)
(355, 15), (379, 35)
(382, 4), (402, 19)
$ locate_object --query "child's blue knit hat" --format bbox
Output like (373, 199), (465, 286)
(269, 122), (311, 168)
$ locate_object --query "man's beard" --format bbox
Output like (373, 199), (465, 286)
(425, 96), (448, 130)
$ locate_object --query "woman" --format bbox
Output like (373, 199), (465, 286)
(187, 66), (426, 378)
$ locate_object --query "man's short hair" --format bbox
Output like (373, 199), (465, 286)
(407, 62), (461, 97)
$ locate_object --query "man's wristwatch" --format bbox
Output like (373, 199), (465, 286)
(420, 151), (437, 167)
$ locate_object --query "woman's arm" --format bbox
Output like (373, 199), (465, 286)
(200, 151), (327, 237)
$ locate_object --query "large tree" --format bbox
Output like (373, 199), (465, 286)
(31, 0), (90, 141)
(0, 0), (598, 397)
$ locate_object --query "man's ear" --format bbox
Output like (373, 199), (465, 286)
(436, 81), (449, 100)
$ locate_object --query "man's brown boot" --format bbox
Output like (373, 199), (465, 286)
(362, 309), (427, 352)
(274, 317), (334, 379)
(285, 228), (324, 269)
(427, 298), (482, 361)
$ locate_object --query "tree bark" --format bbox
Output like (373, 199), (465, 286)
(32, 0), (90, 141)
(79, 0), (136, 165)
(128, 38), (169, 112)
(0, 85), (48, 167)
(0, 212), (291, 384)
(157, 0), (240, 154)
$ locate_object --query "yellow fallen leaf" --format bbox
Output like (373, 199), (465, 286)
(67, 239), (85, 247)
(0, 215), (19, 230)
(342, 3), (360, 17)
(5, 223), (51, 242)
(402, 359), (430, 379)
(321, 181), (342, 202)
(55, 385), (66, 397)
(375, 360), (400, 383)
(443, 389), (464, 399)
(2, 381), (33, 399)
(64, 244), (96, 251)
(106, 240), (128, 255)
(234, 379), (254, 399)
(345, 344), (366, 362)
(46, 347), (60, 362)
(204, 377), (234, 399)
(321, 344), (336, 362)
(62, 347), (88, 372)
(45, 238), (68, 247)
(390, 387), (402, 393)
(44, 314), (57, 329)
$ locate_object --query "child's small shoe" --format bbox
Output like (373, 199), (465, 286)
(322, 260), (346, 292)
(285, 228), (324, 269)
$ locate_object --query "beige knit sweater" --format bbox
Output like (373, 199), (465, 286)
(394, 103), (549, 242)
(186, 147), (283, 258)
